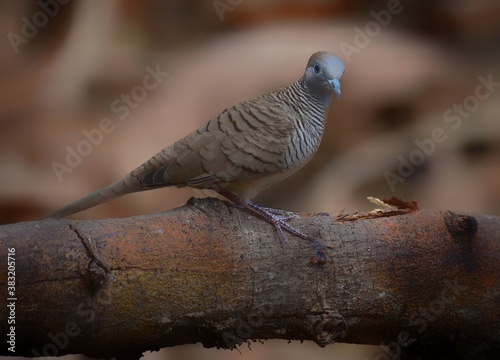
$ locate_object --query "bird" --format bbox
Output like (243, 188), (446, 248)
(47, 51), (345, 242)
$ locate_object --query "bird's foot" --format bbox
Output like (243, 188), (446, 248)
(243, 200), (311, 243)
(218, 193), (326, 261)
(258, 206), (299, 222)
(251, 203), (328, 264)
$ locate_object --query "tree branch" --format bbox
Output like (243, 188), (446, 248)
(1, 197), (498, 359)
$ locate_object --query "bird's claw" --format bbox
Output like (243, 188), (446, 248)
(267, 211), (311, 243)
(260, 206), (299, 220)
(239, 200), (309, 242)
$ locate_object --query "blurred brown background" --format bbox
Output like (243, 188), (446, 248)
(1, 0), (499, 359)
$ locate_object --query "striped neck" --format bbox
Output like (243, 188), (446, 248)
(290, 78), (331, 117)
(298, 76), (335, 110)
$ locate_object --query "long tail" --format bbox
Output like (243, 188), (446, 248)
(45, 175), (144, 218)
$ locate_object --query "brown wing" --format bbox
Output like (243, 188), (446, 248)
(139, 95), (294, 189)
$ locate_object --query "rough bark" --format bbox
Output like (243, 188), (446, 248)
(0, 197), (498, 359)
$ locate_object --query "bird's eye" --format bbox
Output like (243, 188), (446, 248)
(314, 64), (321, 74)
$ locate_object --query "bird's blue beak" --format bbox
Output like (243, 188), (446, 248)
(328, 78), (341, 99)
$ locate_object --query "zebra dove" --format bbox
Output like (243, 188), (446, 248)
(47, 51), (345, 242)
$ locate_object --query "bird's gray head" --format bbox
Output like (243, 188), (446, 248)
(303, 51), (345, 106)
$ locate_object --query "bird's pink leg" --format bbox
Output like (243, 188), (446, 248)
(219, 192), (311, 243)
(219, 192), (328, 263)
